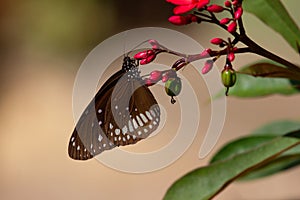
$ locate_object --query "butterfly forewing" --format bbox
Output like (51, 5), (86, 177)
(68, 57), (160, 160)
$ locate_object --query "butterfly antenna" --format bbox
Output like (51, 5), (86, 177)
(123, 31), (129, 58)
(126, 39), (152, 57)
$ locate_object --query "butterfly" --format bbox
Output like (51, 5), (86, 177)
(68, 56), (160, 160)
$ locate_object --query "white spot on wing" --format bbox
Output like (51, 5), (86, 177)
(122, 126), (128, 135)
(77, 146), (80, 150)
(98, 134), (103, 142)
(115, 129), (120, 135)
(136, 115), (143, 126)
(146, 111), (153, 120)
(150, 109), (156, 117)
(132, 118), (138, 129)
(98, 109), (102, 113)
(128, 120), (134, 132)
(109, 123), (113, 129)
(140, 113), (148, 123)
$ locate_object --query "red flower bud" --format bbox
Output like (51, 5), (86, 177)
(220, 18), (231, 25)
(202, 60), (214, 74)
(227, 21), (237, 33)
(134, 50), (155, 60)
(168, 15), (191, 25)
(144, 78), (155, 87)
(148, 39), (159, 49)
(207, 4), (224, 13)
(200, 48), (212, 58)
(162, 70), (176, 82)
(234, 7), (243, 20)
(162, 74), (169, 83)
(149, 70), (162, 82)
(140, 59), (147, 65)
(228, 52), (235, 62)
(140, 54), (156, 65)
(210, 38), (225, 45)
(232, 0), (239, 6)
(224, 0), (231, 7)
(187, 14), (198, 22)
(147, 54), (156, 62)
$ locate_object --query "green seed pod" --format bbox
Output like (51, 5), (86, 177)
(221, 68), (236, 87)
(165, 77), (182, 97)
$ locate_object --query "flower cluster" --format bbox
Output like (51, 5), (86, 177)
(133, 0), (245, 97)
(167, 0), (243, 94)
(167, 0), (243, 34)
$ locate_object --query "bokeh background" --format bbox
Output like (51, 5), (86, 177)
(1, 0), (300, 199)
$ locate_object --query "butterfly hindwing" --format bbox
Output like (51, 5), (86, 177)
(68, 57), (160, 160)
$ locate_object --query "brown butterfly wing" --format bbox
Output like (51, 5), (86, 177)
(68, 66), (160, 160)
(68, 70), (123, 160)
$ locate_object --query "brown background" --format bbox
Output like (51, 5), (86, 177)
(1, 0), (300, 199)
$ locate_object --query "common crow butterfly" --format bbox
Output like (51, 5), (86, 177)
(68, 55), (160, 160)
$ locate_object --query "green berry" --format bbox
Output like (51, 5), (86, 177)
(221, 68), (236, 87)
(165, 77), (182, 97)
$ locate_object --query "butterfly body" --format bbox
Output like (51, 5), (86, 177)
(68, 56), (160, 160)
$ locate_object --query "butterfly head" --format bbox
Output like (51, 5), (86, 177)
(122, 56), (137, 70)
(122, 56), (140, 80)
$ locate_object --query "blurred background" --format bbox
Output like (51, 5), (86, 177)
(1, 0), (300, 199)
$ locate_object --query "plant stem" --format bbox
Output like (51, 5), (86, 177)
(239, 34), (300, 73)
(213, 19), (300, 73)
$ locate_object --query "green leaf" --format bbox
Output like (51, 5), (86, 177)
(214, 61), (300, 98)
(210, 136), (277, 164)
(215, 60), (300, 97)
(239, 62), (300, 81)
(253, 120), (300, 136)
(210, 121), (300, 181)
(238, 154), (300, 181)
(243, 0), (300, 53)
(164, 136), (300, 200)
(224, 73), (300, 97)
